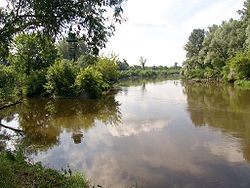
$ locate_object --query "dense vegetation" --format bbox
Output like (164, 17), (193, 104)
(0, 150), (91, 187)
(0, 32), (181, 99)
(118, 60), (181, 79)
(182, 0), (250, 85)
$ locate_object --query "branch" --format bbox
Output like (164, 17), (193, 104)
(0, 123), (24, 134)
(0, 97), (23, 111)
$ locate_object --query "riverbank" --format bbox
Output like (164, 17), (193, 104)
(234, 80), (250, 89)
(185, 78), (250, 89)
(0, 150), (91, 188)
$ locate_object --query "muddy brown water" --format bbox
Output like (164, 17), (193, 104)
(1, 79), (250, 187)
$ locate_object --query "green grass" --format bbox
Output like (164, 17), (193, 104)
(0, 150), (91, 188)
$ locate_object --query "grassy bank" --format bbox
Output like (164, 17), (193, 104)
(0, 150), (90, 188)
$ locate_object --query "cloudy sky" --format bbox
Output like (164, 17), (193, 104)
(103, 0), (245, 66)
(0, 0), (245, 66)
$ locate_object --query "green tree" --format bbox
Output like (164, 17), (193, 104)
(184, 29), (205, 58)
(117, 59), (129, 71)
(0, 0), (125, 60)
(183, 29), (205, 78)
(11, 32), (57, 74)
(76, 55), (97, 69)
(0, 65), (17, 97)
(224, 51), (250, 81)
(9, 32), (58, 96)
(56, 38), (89, 61)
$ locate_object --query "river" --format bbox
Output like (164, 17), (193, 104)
(1, 79), (250, 187)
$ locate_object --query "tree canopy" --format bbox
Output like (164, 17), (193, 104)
(0, 0), (125, 60)
(182, 0), (250, 81)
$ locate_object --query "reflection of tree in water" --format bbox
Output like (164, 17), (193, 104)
(182, 81), (250, 162)
(118, 77), (168, 87)
(0, 95), (121, 152)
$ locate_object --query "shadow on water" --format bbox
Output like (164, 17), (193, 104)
(182, 81), (250, 162)
(0, 95), (121, 153)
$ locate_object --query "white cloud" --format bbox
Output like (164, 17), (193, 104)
(107, 113), (168, 137)
(103, 0), (245, 66)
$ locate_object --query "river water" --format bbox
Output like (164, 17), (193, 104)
(1, 79), (250, 187)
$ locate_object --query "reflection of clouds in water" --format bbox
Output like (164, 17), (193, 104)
(208, 135), (244, 163)
(31, 80), (250, 187)
(107, 113), (168, 137)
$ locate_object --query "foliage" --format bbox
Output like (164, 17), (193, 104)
(234, 80), (250, 89)
(76, 55), (97, 69)
(11, 32), (58, 74)
(118, 65), (181, 79)
(228, 51), (250, 80)
(182, 0), (250, 82)
(0, 0), (125, 59)
(0, 65), (17, 97)
(8, 32), (58, 96)
(117, 59), (129, 71)
(22, 69), (48, 96)
(57, 38), (89, 61)
(0, 150), (90, 187)
(184, 29), (205, 58)
(44, 59), (78, 97)
(76, 67), (103, 98)
(96, 55), (119, 86)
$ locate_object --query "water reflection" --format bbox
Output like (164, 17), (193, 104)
(183, 81), (250, 162)
(1, 79), (250, 187)
(0, 96), (121, 151)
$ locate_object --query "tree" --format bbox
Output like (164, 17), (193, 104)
(139, 57), (147, 70)
(0, 0), (125, 60)
(117, 59), (129, 71)
(56, 38), (89, 61)
(183, 29), (205, 78)
(184, 29), (205, 58)
(8, 32), (58, 96)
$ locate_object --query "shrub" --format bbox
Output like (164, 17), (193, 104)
(96, 56), (118, 85)
(44, 59), (78, 97)
(76, 67), (104, 98)
(22, 69), (48, 96)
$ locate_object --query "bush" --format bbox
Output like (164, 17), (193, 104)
(96, 56), (118, 85)
(44, 59), (78, 97)
(22, 69), (48, 96)
(76, 67), (104, 98)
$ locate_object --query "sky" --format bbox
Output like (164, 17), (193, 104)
(0, 0), (245, 67)
(103, 0), (245, 66)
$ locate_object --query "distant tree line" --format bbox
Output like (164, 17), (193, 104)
(117, 58), (181, 79)
(182, 0), (250, 85)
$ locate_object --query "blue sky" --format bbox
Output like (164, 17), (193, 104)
(103, 0), (245, 66)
